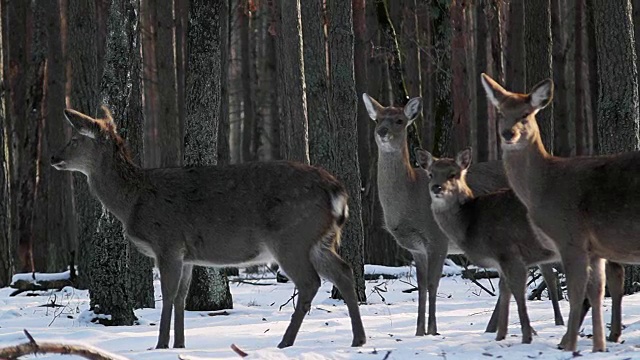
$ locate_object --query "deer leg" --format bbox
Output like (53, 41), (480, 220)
(495, 276), (512, 341)
(586, 257), (606, 352)
(485, 294), (502, 333)
(539, 264), (564, 326)
(276, 259), (321, 348)
(425, 243), (447, 336)
(173, 263), (193, 348)
(503, 261), (533, 344)
(310, 242), (366, 347)
(412, 252), (428, 336)
(156, 257), (184, 349)
(557, 248), (589, 352)
(605, 261), (624, 343)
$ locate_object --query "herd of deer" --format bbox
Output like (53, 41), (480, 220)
(49, 73), (640, 353)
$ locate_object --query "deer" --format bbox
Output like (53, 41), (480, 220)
(417, 147), (577, 343)
(480, 73), (634, 352)
(50, 107), (366, 350)
(360, 93), (565, 337)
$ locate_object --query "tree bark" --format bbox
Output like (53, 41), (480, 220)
(277, 0), (309, 164)
(328, 0), (366, 302)
(552, 0), (572, 156)
(593, 0), (640, 295)
(487, 0), (504, 159)
(451, 0), (471, 155)
(375, 0), (421, 164)
(302, 0), (334, 170)
(218, 0), (232, 165)
(525, 0), (554, 152)
(505, 0), (525, 92)
(0, 3), (11, 287)
(417, 0), (434, 152)
(586, 0), (598, 154)
(43, 0), (75, 273)
(475, 1), (490, 162)
(575, 0), (588, 156)
(68, 0), (103, 289)
(183, 0), (233, 312)
(240, 5), (257, 163)
(432, 0), (453, 157)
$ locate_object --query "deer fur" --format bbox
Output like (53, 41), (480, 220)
(362, 93), (511, 336)
(418, 147), (567, 343)
(51, 108), (366, 349)
(481, 73), (634, 352)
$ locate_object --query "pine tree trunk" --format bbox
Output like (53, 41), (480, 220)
(586, 1), (598, 153)
(487, 0), (504, 159)
(68, 0), (103, 289)
(277, 0), (309, 164)
(240, 7), (257, 163)
(432, 0), (453, 157)
(219, 0), (232, 165)
(451, 0), (471, 155)
(302, 0), (333, 170)
(505, 0), (525, 92)
(593, 0), (640, 295)
(418, 0), (434, 152)
(0, 4), (13, 287)
(183, 0), (233, 312)
(575, 0), (588, 156)
(552, 0), (572, 157)
(328, 0), (366, 302)
(525, 0), (553, 152)
(43, 0), (75, 273)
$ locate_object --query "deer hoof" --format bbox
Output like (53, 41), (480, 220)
(351, 337), (366, 347)
(277, 340), (293, 349)
(415, 329), (426, 336)
(155, 343), (169, 349)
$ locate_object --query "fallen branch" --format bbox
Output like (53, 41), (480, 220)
(230, 343), (248, 358)
(0, 329), (129, 360)
(461, 269), (499, 280)
(10, 279), (74, 297)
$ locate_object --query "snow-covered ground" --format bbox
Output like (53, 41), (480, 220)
(1, 265), (640, 360)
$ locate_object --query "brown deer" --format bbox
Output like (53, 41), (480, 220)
(418, 147), (570, 343)
(51, 108), (366, 349)
(362, 93), (522, 336)
(480, 73), (633, 352)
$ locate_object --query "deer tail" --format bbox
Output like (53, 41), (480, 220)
(330, 187), (349, 228)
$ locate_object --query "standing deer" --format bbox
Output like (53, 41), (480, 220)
(418, 147), (569, 343)
(51, 108), (366, 349)
(480, 73), (633, 352)
(362, 94), (518, 336)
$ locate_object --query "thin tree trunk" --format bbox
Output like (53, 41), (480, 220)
(302, 0), (334, 170)
(525, 0), (553, 152)
(418, 1), (434, 152)
(476, 1), (490, 162)
(487, 0), (503, 159)
(183, 0), (234, 312)
(328, 0), (366, 302)
(240, 5), (257, 163)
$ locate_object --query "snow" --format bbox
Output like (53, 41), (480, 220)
(11, 270), (71, 285)
(1, 266), (640, 359)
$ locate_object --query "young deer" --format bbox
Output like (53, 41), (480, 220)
(51, 108), (366, 349)
(418, 147), (565, 343)
(480, 73), (632, 352)
(362, 94), (512, 336)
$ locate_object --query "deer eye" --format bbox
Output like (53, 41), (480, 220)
(396, 119), (403, 125)
(428, 173), (433, 179)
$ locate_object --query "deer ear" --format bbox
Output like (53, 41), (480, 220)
(480, 73), (509, 107)
(455, 147), (472, 171)
(414, 148), (434, 170)
(528, 79), (554, 110)
(64, 108), (99, 139)
(404, 97), (422, 123)
(362, 93), (383, 121)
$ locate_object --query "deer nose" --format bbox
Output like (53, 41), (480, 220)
(431, 184), (442, 195)
(50, 155), (61, 164)
(377, 127), (389, 137)
(501, 129), (516, 141)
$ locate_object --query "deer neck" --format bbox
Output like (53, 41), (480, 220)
(377, 143), (417, 203)
(501, 130), (550, 206)
(431, 191), (471, 249)
(86, 154), (145, 224)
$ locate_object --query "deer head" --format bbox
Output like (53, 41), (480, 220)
(415, 147), (472, 208)
(362, 93), (422, 153)
(480, 73), (553, 149)
(51, 107), (129, 175)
